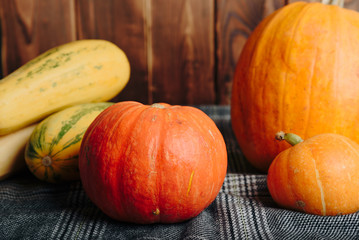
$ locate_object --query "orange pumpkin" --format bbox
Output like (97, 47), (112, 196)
(79, 101), (228, 224)
(267, 132), (359, 216)
(231, 1), (359, 172)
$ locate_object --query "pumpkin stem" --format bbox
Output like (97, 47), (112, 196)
(321, 0), (344, 7)
(275, 131), (303, 146)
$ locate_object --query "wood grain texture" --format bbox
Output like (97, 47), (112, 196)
(344, 0), (359, 10)
(76, 0), (215, 105)
(0, 0), (76, 76)
(75, 0), (149, 104)
(215, 0), (285, 104)
(149, 0), (215, 105)
(289, 0), (359, 10)
(1, 0), (359, 105)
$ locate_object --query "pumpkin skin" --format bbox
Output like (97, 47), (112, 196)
(267, 133), (359, 216)
(79, 101), (228, 224)
(231, 2), (359, 172)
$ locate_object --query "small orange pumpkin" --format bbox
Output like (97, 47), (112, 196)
(79, 101), (228, 224)
(231, 1), (359, 172)
(267, 132), (359, 216)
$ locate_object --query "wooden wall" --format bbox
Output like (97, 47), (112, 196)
(1, 0), (359, 105)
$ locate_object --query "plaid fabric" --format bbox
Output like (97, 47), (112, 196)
(1, 105), (359, 239)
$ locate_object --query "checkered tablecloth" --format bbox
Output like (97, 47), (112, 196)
(1, 105), (359, 239)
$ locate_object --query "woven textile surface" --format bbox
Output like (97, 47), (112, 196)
(1, 105), (359, 239)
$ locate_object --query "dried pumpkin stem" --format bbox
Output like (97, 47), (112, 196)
(275, 131), (303, 146)
(321, 0), (344, 7)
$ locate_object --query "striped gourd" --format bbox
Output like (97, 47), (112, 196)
(25, 102), (113, 183)
(0, 39), (130, 135)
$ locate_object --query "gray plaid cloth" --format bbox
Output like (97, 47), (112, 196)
(1, 106), (359, 239)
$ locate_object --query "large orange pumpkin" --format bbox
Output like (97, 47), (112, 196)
(79, 101), (228, 224)
(231, 2), (359, 172)
(267, 132), (359, 216)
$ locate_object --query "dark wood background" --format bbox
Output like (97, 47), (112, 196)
(1, 0), (359, 105)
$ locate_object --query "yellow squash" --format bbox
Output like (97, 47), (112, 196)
(25, 102), (113, 183)
(0, 39), (130, 135)
(0, 124), (37, 180)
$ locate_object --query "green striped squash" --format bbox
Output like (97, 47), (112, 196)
(25, 102), (113, 183)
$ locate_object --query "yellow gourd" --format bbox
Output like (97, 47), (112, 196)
(0, 39), (130, 135)
(0, 124), (37, 180)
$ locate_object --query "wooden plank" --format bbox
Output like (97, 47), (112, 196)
(0, 0), (76, 77)
(344, 0), (359, 10)
(289, 0), (359, 10)
(4, 0), (358, 105)
(215, 0), (285, 105)
(149, 0), (216, 105)
(75, 0), (149, 104)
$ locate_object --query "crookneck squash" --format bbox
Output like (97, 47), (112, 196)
(25, 102), (113, 183)
(231, 1), (359, 172)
